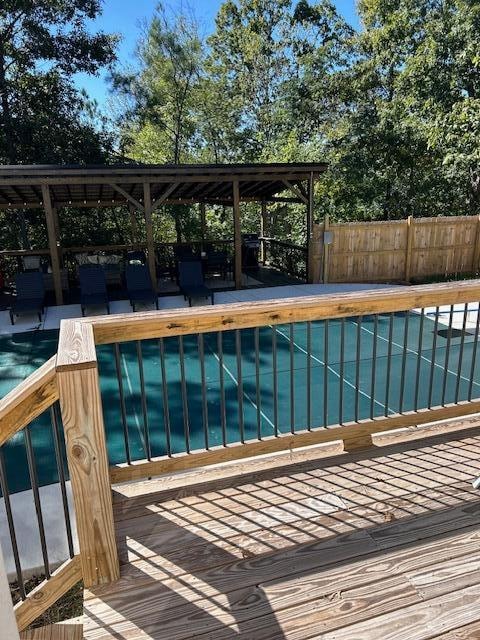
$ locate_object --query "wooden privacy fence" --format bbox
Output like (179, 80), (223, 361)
(4, 280), (480, 631)
(309, 215), (480, 284)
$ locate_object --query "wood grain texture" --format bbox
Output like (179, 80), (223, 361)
(0, 356), (57, 446)
(83, 430), (480, 640)
(20, 623), (83, 640)
(57, 356), (119, 587)
(80, 279), (480, 344)
(109, 397), (480, 483)
(15, 557), (82, 631)
(56, 321), (97, 372)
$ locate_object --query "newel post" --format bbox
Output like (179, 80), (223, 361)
(56, 320), (120, 587)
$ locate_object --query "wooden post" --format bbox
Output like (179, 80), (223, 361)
(306, 172), (314, 283)
(143, 183), (157, 290)
(56, 321), (120, 588)
(260, 200), (267, 264)
(472, 214), (480, 274)
(323, 213), (330, 284)
(233, 180), (242, 289)
(0, 548), (20, 640)
(405, 215), (414, 283)
(41, 185), (63, 305)
(200, 202), (206, 244)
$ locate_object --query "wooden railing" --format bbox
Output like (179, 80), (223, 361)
(3, 279), (480, 631)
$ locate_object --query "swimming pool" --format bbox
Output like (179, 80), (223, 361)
(2, 309), (479, 493)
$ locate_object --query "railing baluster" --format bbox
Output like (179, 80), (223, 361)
(0, 448), (25, 599)
(136, 341), (151, 460)
(198, 334), (209, 450)
(254, 327), (262, 440)
(441, 305), (454, 406)
(158, 338), (172, 457)
(178, 335), (190, 453)
(324, 319), (329, 427)
(399, 310), (410, 414)
(272, 326), (278, 436)
(414, 308), (425, 411)
(428, 307), (440, 408)
(307, 321), (312, 431)
(50, 403), (74, 558)
(339, 318), (345, 425)
(218, 332), (227, 446)
(455, 303), (468, 404)
(468, 303), (480, 401)
(355, 316), (362, 422)
(370, 315), (378, 420)
(24, 426), (50, 579)
(384, 313), (394, 417)
(289, 324), (295, 434)
(235, 330), (245, 443)
(114, 343), (131, 464)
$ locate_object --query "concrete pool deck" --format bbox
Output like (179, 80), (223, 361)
(1, 281), (479, 580)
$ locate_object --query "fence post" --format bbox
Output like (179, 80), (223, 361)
(323, 214), (330, 284)
(56, 320), (120, 588)
(405, 215), (414, 283)
(472, 214), (480, 274)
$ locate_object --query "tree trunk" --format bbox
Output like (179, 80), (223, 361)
(0, 42), (16, 163)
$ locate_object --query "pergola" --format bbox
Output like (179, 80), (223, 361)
(0, 162), (327, 303)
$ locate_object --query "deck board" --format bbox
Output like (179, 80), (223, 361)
(84, 427), (480, 639)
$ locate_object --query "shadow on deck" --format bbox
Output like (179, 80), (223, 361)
(83, 423), (480, 639)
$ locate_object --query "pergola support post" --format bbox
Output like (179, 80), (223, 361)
(200, 202), (206, 244)
(233, 180), (242, 289)
(41, 184), (63, 305)
(306, 172), (314, 284)
(143, 183), (157, 291)
(260, 199), (267, 264)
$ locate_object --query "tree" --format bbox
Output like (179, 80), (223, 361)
(0, 0), (117, 164)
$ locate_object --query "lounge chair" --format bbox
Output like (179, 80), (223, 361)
(10, 272), (45, 325)
(125, 264), (158, 312)
(178, 260), (214, 307)
(79, 265), (110, 316)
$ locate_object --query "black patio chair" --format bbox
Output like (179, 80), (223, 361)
(79, 265), (110, 316)
(205, 251), (230, 280)
(125, 263), (159, 312)
(10, 272), (45, 325)
(178, 260), (214, 307)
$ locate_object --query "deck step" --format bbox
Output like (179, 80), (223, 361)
(20, 620), (83, 640)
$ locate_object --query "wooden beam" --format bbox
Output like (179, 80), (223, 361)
(0, 356), (57, 446)
(233, 180), (242, 289)
(143, 183), (157, 290)
(151, 182), (180, 212)
(282, 179), (308, 204)
(56, 321), (119, 587)
(78, 279), (480, 346)
(42, 185), (63, 305)
(0, 545), (20, 640)
(14, 557), (82, 631)
(110, 395), (480, 483)
(108, 183), (144, 211)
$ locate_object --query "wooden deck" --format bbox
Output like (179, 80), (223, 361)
(83, 423), (480, 639)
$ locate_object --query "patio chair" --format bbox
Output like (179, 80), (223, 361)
(79, 265), (110, 316)
(205, 251), (230, 280)
(10, 272), (45, 325)
(125, 263), (159, 312)
(178, 260), (214, 307)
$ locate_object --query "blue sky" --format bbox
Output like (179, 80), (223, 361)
(76, 0), (359, 109)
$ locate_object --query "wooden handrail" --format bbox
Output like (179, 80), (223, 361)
(0, 356), (58, 447)
(68, 279), (480, 345)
